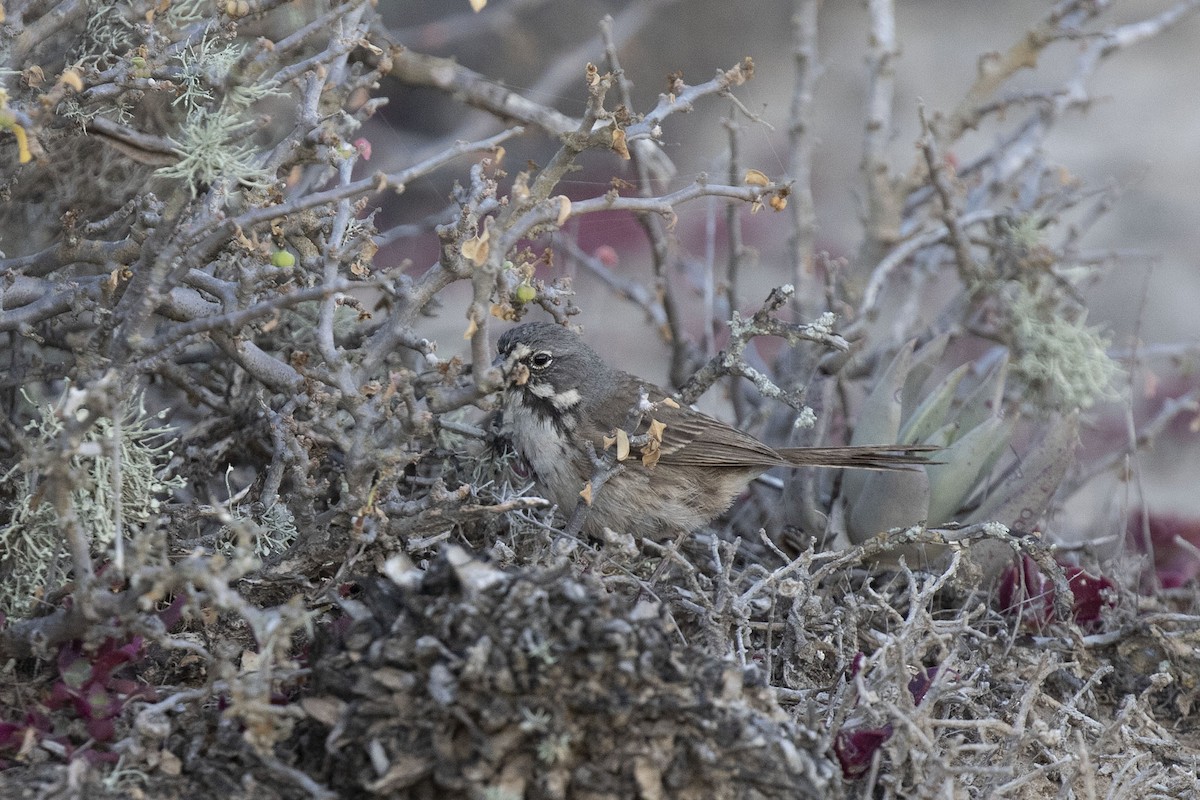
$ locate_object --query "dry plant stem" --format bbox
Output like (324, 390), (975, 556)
(410, 2), (665, 169)
(859, 209), (997, 318)
(938, 1), (1200, 206)
(938, 3), (1075, 147)
(9, 0), (88, 65)
(318, 161), (357, 387)
(788, 0), (821, 299)
(0, 236), (143, 280)
(723, 113), (750, 423)
(562, 443), (623, 541)
(498, 181), (787, 256)
(258, 754), (336, 800)
(148, 277), (378, 357)
(385, 44), (579, 138)
(262, 1), (369, 68)
(806, 523), (1077, 624)
(217, 127), (523, 257)
(0, 590), (133, 660)
(857, 0), (901, 278)
(676, 285), (847, 408)
(918, 107), (981, 285)
(107, 413), (125, 575)
(937, 0), (1200, 148)
(262, 397), (304, 502)
(269, 5), (370, 87)
(600, 15), (684, 367)
(722, 114), (746, 319)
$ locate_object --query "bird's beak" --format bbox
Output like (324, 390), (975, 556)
(493, 351), (530, 387)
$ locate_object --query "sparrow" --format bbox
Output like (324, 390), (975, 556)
(496, 322), (934, 539)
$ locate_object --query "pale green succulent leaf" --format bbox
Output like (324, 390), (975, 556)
(846, 466), (931, 545)
(956, 351), (1009, 433)
(964, 413), (1078, 530)
(846, 341), (913, 501)
(901, 333), (950, 419)
(926, 415), (1015, 524)
(851, 340), (913, 448)
(923, 421), (959, 448)
(900, 363), (972, 445)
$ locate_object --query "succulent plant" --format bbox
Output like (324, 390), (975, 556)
(839, 339), (1079, 574)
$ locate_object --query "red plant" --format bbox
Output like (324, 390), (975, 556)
(1127, 511), (1200, 589)
(997, 554), (1115, 628)
(46, 637), (157, 744)
(834, 661), (940, 779)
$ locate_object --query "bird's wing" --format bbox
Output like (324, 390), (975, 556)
(583, 375), (783, 469)
(654, 408), (784, 468)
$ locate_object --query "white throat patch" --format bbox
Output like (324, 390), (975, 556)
(528, 382), (582, 410)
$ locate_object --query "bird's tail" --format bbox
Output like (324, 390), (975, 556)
(775, 444), (940, 471)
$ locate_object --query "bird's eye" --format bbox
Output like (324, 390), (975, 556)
(529, 351), (553, 369)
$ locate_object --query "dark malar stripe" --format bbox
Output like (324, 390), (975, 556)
(517, 389), (579, 438)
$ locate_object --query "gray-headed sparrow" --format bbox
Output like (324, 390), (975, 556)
(496, 322), (934, 539)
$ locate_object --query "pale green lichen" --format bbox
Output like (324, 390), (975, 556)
(165, 0), (210, 26)
(1005, 282), (1120, 412)
(0, 392), (184, 616)
(156, 106), (274, 194)
(173, 32), (280, 114)
(214, 468), (299, 560)
(75, 0), (140, 66)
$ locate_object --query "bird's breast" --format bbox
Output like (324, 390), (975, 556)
(503, 389), (585, 509)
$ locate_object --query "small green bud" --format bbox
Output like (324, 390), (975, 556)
(271, 250), (296, 268)
(515, 282), (536, 303)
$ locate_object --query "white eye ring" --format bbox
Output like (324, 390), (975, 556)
(529, 351), (553, 369)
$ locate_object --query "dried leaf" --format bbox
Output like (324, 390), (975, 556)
(641, 441), (661, 468)
(965, 414), (1079, 532)
(615, 428), (630, 461)
(300, 696), (346, 727)
(57, 68), (83, 93)
(469, 0), (487, 9)
(579, 481), (594, 505)
(661, 397), (680, 409)
(744, 168), (770, 187)
(463, 317), (478, 340)
(461, 226), (490, 266)
(610, 128), (630, 160)
(647, 419), (666, 443)
(552, 195), (571, 226)
(158, 748), (182, 776)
